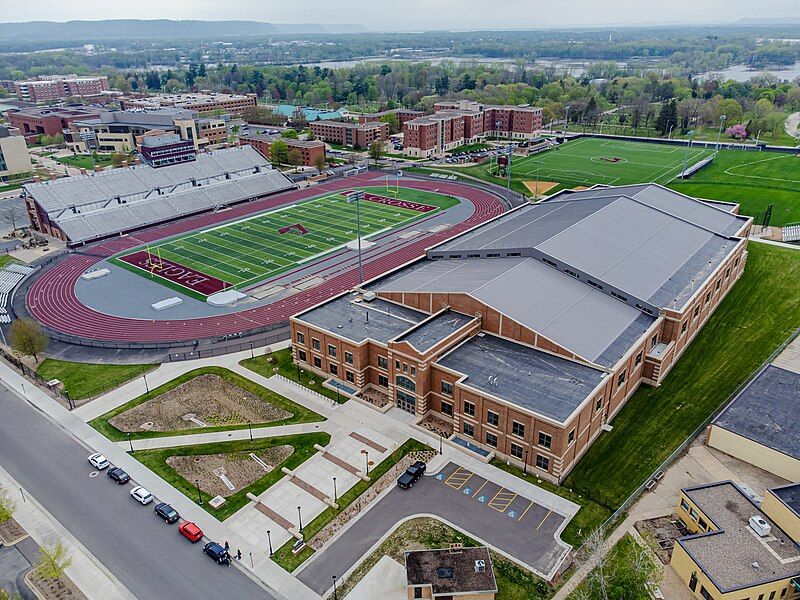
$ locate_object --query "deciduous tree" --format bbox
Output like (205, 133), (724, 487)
(9, 318), (49, 362)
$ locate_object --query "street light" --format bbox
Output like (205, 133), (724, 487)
(439, 432), (443, 455)
(297, 506), (303, 532)
(143, 373), (150, 394)
(333, 477), (338, 502)
(333, 575), (338, 600)
(248, 420), (253, 443)
(715, 114), (727, 150)
(267, 530), (273, 556)
(127, 432), (134, 453)
(682, 130), (694, 177)
(564, 105), (571, 135)
(523, 449), (529, 475)
(195, 479), (203, 505)
(361, 449), (370, 475)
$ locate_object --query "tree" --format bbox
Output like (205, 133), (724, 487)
(0, 487), (16, 523)
(655, 99), (678, 136)
(287, 148), (302, 172)
(269, 139), (289, 166)
(367, 140), (385, 164)
(110, 153), (127, 167)
(9, 318), (49, 362)
(314, 154), (327, 175)
(379, 112), (401, 134)
(725, 124), (748, 140)
(35, 542), (72, 580)
(281, 129), (299, 140)
(0, 203), (25, 233)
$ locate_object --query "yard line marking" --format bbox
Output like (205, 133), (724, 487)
(518, 500), (535, 522)
(472, 480), (489, 498)
(537, 510), (553, 531)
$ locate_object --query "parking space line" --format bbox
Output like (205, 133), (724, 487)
(443, 467), (464, 486)
(443, 467), (474, 491)
(517, 500), (534, 522)
(472, 480), (488, 498)
(449, 473), (473, 491)
(537, 510), (552, 531)
(488, 488), (517, 512)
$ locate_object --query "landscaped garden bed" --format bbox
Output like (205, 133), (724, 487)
(26, 569), (87, 600)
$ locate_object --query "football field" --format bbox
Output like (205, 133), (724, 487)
(112, 186), (458, 298)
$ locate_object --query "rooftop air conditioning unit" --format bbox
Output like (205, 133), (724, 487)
(362, 291), (377, 302)
(475, 560), (486, 573)
(750, 516), (771, 537)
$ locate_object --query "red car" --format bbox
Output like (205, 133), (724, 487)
(178, 521), (204, 543)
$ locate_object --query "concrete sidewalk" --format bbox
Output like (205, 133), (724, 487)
(120, 422), (328, 450)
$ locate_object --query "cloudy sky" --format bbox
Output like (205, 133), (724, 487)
(1, 0), (798, 30)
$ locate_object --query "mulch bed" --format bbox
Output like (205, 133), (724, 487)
(109, 373), (291, 433)
(0, 516), (27, 545)
(166, 445), (294, 498)
(26, 569), (87, 600)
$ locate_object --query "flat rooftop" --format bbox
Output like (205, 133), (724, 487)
(680, 482), (800, 592)
(405, 547), (497, 595)
(713, 365), (800, 460)
(771, 483), (800, 518)
(437, 333), (606, 423)
(296, 295), (426, 344)
(396, 310), (475, 353)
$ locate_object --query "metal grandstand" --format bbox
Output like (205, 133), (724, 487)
(24, 146), (294, 245)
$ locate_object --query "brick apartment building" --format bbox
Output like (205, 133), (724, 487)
(6, 106), (104, 142)
(309, 120), (388, 148)
(403, 100), (543, 158)
(13, 76), (110, 103)
(290, 184), (752, 483)
(120, 92), (257, 117)
(358, 108), (425, 126)
(240, 133), (326, 167)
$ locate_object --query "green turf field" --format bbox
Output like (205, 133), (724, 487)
(459, 137), (714, 193)
(670, 150), (800, 226)
(111, 186), (458, 299)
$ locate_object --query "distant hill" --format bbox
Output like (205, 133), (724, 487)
(0, 19), (369, 41)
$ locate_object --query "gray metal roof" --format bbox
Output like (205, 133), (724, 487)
(397, 310), (475, 353)
(375, 257), (654, 367)
(713, 365), (800, 460)
(771, 483), (800, 518)
(438, 333), (606, 423)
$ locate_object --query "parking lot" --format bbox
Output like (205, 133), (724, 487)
(297, 461), (571, 595)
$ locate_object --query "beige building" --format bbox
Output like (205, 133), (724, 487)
(0, 127), (33, 181)
(405, 546), (496, 600)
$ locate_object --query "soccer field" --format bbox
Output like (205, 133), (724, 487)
(112, 186), (457, 298)
(510, 137), (714, 187)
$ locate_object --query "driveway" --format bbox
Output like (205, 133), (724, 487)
(297, 461), (569, 595)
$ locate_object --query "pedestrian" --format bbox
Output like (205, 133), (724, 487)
(237, 549), (242, 561)
(224, 540), (230, 552)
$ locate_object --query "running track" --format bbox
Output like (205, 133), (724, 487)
(26, 174), (504, 344)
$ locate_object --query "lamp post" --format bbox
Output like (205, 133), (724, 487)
(143, 373), (150, 394)
(332, 575), (338, 600)
(297, 506), (303, 533)
(333, 477), (338, 502)
(355, 191), (364, 284)
(682, 130), (694, 177)
(523, 449), (529, 475)
(439, 432), (443, 455)
(250, 340), (254, 359)
(267, 530), (273, 556)
(564, 105), (571, 135)
(127, 432), (134, 453)
(195, 479), (203, 505)
(248, 420), (253, 443)
(361, 449), (370, 475)
(715, 114), (727, 150)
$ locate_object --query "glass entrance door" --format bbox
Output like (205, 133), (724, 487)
(396, 390), (416, 414)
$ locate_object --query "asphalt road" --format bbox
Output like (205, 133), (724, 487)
(0, 386), (276, 600)
(297, 461), (568, 595)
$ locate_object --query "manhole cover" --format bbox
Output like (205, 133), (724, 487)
(89, 471), (99, 478)
(140, 422), (154, 430)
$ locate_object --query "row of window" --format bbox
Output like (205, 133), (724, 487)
(460, 421), (551, 470)
(297, 349), (356, 383)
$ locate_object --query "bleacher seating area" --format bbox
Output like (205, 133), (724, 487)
(24, 146), (294, 245)
(782, 223), (800, 243)
(0, 263), (35, 323)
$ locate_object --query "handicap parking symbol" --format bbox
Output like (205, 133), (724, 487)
(463, 487), (472, 495)
(436, 473), (444, 480)
(508, 510), (517, 518)
(478, 495), (487, 503)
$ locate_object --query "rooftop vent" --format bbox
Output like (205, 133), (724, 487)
(475, 560), (486, 573)
(436, 567), (454, 579)
(448, 543), (463, 555)
(363, 291), (377, 302)
(752, 561), (760, 570)
(750, 516), (771, 537)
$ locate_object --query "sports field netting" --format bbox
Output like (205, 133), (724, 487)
(111, 186), (458, 298)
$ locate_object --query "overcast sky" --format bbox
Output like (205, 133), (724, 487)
(1, 0), (798, 30)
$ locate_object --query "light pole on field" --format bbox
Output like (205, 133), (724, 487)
(564, 105), (571, 135)
(715, 114), (727, 151)
(682, 130), (694, 178)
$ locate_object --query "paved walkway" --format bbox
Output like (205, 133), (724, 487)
(347, 555), (406, 600)
(785, 112), (800, 140)
(120, 422), (327, 450)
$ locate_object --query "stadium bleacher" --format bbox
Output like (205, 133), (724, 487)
(24, 146), (294, 245)
(0, 263), (35, 323)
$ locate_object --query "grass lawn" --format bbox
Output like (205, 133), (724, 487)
(0, 255), (20, 268)
(36, 359), (156, 401)
(272, 438), (432, 572)
(132, 432), (330, 520)
(490, 459), (610, 547)
(90, 366), (324, 441)
(669, 150), (800, 226)
(334, 517), (553, 600)
(565, 242), (800, 507)
(0, 181), (22, 193)
(54, 154), (116, 170)
(241, 348), (345, 404)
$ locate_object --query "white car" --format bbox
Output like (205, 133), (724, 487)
(88, 453), (110, 470)
(130, 486), (154, 505)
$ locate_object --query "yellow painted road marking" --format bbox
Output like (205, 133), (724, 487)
(444, 467), (473, 491)
(518, 501), (534, 522)
(451, 473), (473, 491)
(472, 480), (488, 498)
(488, 488), (517, 511)
(537, 510), (553, 531)
(443, 467), (464, 486)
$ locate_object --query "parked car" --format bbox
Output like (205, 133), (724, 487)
(88, 453), (109, 470)
(107, 467), (130, 484)
(178, 521), (204, 543)
(203, 542), (231, 565)
(154, 502), (180, 524)
(397, 461), (427, 489)
(130, 486), (154, 505)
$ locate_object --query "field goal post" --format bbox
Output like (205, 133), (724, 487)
(146, 244), (164, 278)
(385, 173), (399, 197)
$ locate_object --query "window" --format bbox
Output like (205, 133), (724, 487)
(329, 364), (338, 376)
(700, 586), (713, 600)
(698, 517), (707, 530)
(441, 401), (453, 417)
(378, 356), (388, 370)
(690, 508), (699, 521)
(693, 305), (700, 319)
(651, 334), (658, 349)
(681, 321), (687, 335)
(485, 432), (498, 447)
(328, 344), (337, 358)
(411, 366), (416, 376)
(298, 350), (307, 363)
(725, 268), (731, 279)
(296, 332), (305, 345)
(595, 398), (603, 413)
(688, 572), (698, 592)
(344, 351), (353, 365)
(538, 431), (551, 449)
(346, 371), (355, 383)
(312, 338), (321, 351)
(441, 381), (453, 396)
(487, 410), (499, 427)
(403, 363), (408, 373)
(313, 356), (322, 368)
(735, 257), (740, 267)
(715, 279), (721, 291)
(464, 401), (475, 417)
(378, 374), (389, 388)
(568, 429), (575, 444)
(512, 421), (525, 438)
(617, 370), (626, 388)
(705, 291), (712, 303)
(396, 376), (416, 392)
(414, 586), (423, 599)
(535, 454), (549, 471)
(463, 422), (474, 437)
(635, 351), (643, 367)
(510, 443), (523, 459)
(395, 359), (400, 370)
(680, 499), (690, 512)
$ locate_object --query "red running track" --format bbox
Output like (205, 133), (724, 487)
(27, 175), (504, 344)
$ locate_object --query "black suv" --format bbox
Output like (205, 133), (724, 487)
(397, 461), (427, 489)
(154, 502), (180, 524)
(107, 467), (130, 485)
(203, 542), (231, 565)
